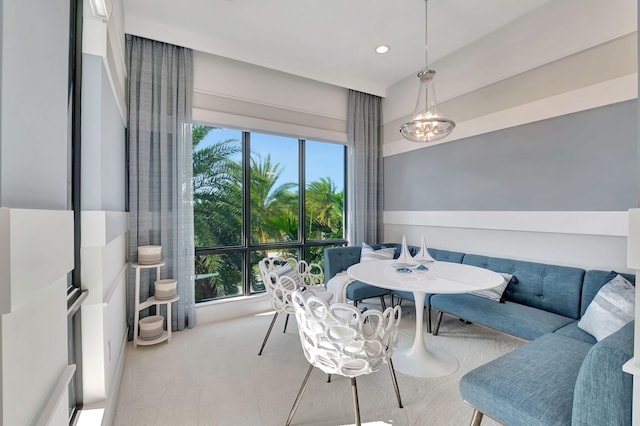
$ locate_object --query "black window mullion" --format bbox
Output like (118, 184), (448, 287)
(242, 131), (251, 296)
(298, 139), (306, 259)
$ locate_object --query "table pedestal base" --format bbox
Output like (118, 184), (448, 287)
(392, 338), (459, 378)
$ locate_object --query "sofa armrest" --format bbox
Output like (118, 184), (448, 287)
(572, 321), (634, 426)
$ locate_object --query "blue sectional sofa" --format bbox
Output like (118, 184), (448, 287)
(324, 245), (635, 426)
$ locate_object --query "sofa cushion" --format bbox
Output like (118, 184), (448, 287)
(578, 273), (635, 341)
(572, 321), (634, 426)
(462, 254), (585, 319)
(459, 333), (594, 426)
(431, 294), (575, 340)
(345, 280), (390, 301)
(324, 246), (363, 281)
(553, 322), (596, 344)
(427, 248), (465, 263)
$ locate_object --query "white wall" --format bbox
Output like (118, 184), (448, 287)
(79, 0), (128, 424)
(0, 0), (75, 424)
(381, 0), (638, 271)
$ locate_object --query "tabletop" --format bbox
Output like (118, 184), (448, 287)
(347, 259), (504, 294)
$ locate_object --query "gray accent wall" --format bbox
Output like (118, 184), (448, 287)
(384, 100), (638, 211)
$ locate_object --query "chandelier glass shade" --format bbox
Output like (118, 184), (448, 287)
(400, 0), (455, 143)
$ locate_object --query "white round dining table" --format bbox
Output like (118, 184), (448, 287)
(347, 259), (504, 378)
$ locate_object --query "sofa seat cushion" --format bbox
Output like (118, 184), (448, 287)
(553, 322), (596, 344)
(431, 294), (575, 340)
(460, 333), (594, 426)
(345, 280), (390, 301)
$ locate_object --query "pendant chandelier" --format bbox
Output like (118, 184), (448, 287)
(400, 0), (455, 143)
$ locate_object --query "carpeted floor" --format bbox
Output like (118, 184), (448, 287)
(114, 301), (523, 426)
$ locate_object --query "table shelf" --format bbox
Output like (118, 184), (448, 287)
(131, 261), (179, 348)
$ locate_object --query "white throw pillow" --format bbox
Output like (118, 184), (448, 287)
(273, 264), (302, 289)
(470, 273), (513, 302)
(578, 274), (635, 341)
(360, 243), (395, 262)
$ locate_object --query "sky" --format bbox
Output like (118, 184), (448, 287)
(199, 127), (345, 192)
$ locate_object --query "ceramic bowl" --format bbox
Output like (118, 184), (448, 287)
(154, 279), (177, 299)
(138, 245), (162, 264)
(139, 315), (164, 339)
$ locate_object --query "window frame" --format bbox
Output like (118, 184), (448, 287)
(194, 128), (348, 302)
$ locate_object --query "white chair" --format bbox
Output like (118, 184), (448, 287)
(286, 291), (403, 426)
(257, 257), (332, 355)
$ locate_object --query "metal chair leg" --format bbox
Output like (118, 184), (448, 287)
(470, 409), (484, 426)
(395, 297), (403, 306)
(433, 311), (443, 336)
(388, 358), (403, 408)
(258, 312), (278, 355)
(426, 306), (432, 333)
(351, 377), (361, 426)
(327, 374), (331, 383)
(283, 313), (290, 333)
(286, 364), (314, 426)
(379, 295), (387, 310)
(353, 300), (359, 308)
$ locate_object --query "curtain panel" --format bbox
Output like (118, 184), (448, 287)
(126, 35), (196, 338)
(347, 90), (383, 245)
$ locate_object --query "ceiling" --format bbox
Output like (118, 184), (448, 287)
(123, 0), (556, 96)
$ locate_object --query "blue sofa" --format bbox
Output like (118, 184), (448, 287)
(324, 245), (635, 425)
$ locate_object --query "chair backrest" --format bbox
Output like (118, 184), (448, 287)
(258, 257), (324, 314)
(291, 291), (401, 377)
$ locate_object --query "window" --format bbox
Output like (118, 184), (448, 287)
(193, 126), (347, 303)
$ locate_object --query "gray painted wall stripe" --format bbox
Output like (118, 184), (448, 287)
(383, 100), (638, 211)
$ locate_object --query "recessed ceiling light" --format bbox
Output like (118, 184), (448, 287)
(375, 45), (390, 54)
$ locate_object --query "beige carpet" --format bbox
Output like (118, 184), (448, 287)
(114, 301), (522, 426)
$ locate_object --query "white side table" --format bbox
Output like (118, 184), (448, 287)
(131, 262), (180, 348)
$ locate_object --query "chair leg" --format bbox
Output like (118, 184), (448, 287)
(351, 377), (361, 426)
(327, 374), (331, 383)
(388, 358), (403, 408)
(379, 295), (387, 310)
(426, 306), (432, 333)
(395, 297), (403, 306)
(258, 312), (278, 355)
(353, 300), (359, 308)
(433, 311), (444, 336)
(470, 409), (484, 426)
(286, 364), (314, 426)
(283, 313), (290, 333)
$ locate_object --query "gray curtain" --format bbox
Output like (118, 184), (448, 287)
(347, 90), (383, 245)
(126, 35), (196, 338)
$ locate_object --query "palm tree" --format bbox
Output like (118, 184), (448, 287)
(192, 125), (243, 300)
(250, 153), (298, 243)
(306, 177), (344, 239)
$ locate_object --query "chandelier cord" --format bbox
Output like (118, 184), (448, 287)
(424, 0), (429, 69)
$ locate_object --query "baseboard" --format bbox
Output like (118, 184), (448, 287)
(196, 294), (272, 325)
